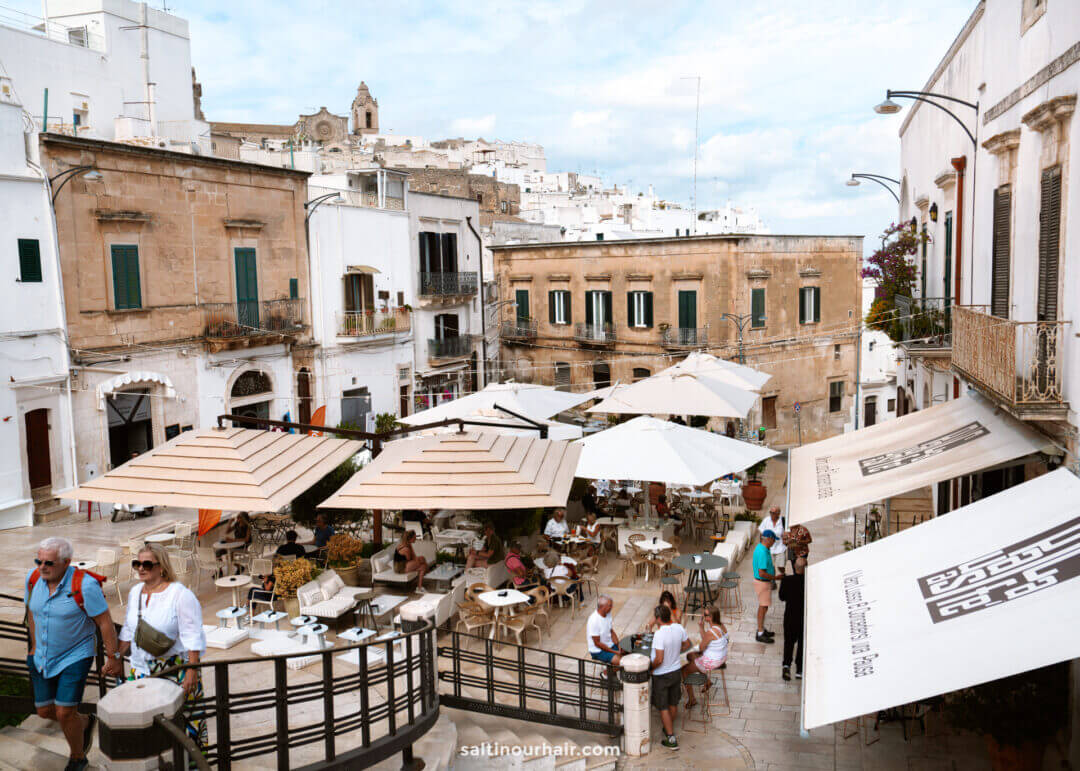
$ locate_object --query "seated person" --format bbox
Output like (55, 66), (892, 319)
(504, 541), (532, 590)
(586, 596), (622, 668)
(394, 530), (428, 589)
(583, 512), (602, 552)
(543, 508), (569, 541)
(542, 552), (582, 600)
(466, 523), (504, 569)
(645, 590), (684, 631)
(683, 606), (729, 708)
(402, 509), (433, 538)
(275, 529), (307, 558)
(247, 571), (275, 604)
(658, 494), (685, 536)
(227, 511), (253, 546)
(306, 513), (335, 549)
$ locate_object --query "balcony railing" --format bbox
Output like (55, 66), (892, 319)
(574, 323), (617, 346)
(952, 305), (1068, 415)
(201, 298), (304, 338)
(428, 335), (473, 360)
(338, 308), (411, 338)
(418, 272), (478, 297)
(501, 319), (537, 340)
(660, 327), (708, 348)
(893, 296), (952, 351)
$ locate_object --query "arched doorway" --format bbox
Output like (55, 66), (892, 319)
(229, 369), (274, 422)
(864, 395), (877, 427)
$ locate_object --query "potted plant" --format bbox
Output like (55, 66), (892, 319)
(326, 533), (364, 585)
(742, 460), (768, 511)
(274, 557), (316, 618)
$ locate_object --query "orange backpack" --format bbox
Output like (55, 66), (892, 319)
(26, 568), (108, 614)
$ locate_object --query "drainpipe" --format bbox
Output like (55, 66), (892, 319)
(140, 3), (156, 136)
(466, 215), (486, 387)
(950, 156), (966, 311)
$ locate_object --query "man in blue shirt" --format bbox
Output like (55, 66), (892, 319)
(26, 537), (121, 771)
(752, 530), (779, 644)
(307, 513), (336, 549)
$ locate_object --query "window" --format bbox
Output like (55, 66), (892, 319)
(344, 273), (374, 312)
(434, 313), (459, 340)
(397, 291), (405, 306)
(1037, 166), (1061, 321)
(887, 398), (896, 413)
(584, 290), (612, 327)
(677, 290), (696, 329)
(595, 233), (604, 241)
(234, 247), (258, 327)
(515, 289), (530, 321)
(920, 223), (928, 300)
(18, 239), (42, 282)
(342, 386), (372, 427)
(111, 244), (142, 309)
(991, 185), (1011, 318)
(232, 370), (272, 398)
(799, 286), (820, 324)
(632, 367), (651, 382)
(943, 211), (953, 305)
(548, 289), (571, 325)
(365, 111), (373, 129)
(475, 193), (483, 206)
(500, 201), (508, 213)
(627, 291), (653, 328)
(751, 288), (765, 328)
(554, 361), (571, 391)
(829, 381), (844, 413)
(834, 344), (841, 361)
(419, 232), (458, 273)
(289, 278), (298, 300)
(593, 362), (611, 389)
(762, 396), (777, 429)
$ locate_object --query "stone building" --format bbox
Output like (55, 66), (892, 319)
(351, 82), (379, 135)
(493, 234), (862, 447)
(398, 167), (520, 227)
(41, 133), (311, 480)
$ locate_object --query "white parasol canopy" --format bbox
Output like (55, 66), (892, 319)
(574, 416), (777, 485)
(587, 371), (757, 418)
(580, 381), (628, 401)
(414, 408), (583, 440)
(657, 351), (772, 392)
(399, 382), (591, 426)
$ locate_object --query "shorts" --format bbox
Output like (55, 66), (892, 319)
(754, 579), (773, 607)
(27, 655), (93, 708)
(590, 650), (616, 664)
(651, 669), (682, 710)
(695, 656), (724, 673)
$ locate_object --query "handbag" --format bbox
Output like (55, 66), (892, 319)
(134, 590), (176, 658)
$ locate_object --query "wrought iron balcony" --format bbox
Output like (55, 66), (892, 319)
(660, 327), (708, 348)
(574, 323), (617, 346)
(501, 319), (537, 341)
(337, 308), (411, 338)
(201, 298), (304, 339)
(952, 305), (1069, 421)
(418, 271), (478, 297)
(892, 296), (951, 352)
(428, 335), (474, 361)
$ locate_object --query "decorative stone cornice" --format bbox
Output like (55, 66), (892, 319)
(584, 273), (612, 281)
(798, 267), (822, 278)
(509, 273), (533, 282)
(672, 272), (704, 281)
(223, 218), (265, 229)
(745, 268), (771, 280)
(934, 170), (957, 190)
(981, 128), (1021, 155)
(546, 273), (571, 282)
(94, 210), (149, 223)
(626, 273), (653, 282)
(1022, 95), (1077, 133)
(914, 195), (930, 212)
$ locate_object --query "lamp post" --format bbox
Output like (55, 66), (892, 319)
(846, 173), (900, 205)
(49, 166), (102, 205)
(720, 312), (759, 364)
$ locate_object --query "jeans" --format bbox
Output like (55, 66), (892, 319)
(782, 615), (803, 672)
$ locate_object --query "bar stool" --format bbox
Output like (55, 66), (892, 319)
(717, 578), (741, 623)
(682, 666), (731, 734)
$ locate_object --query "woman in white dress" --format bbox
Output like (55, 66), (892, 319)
(683, 606), (729, 708)
(118, 543), (207, 747)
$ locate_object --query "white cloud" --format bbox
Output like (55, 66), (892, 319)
(570, 110), (610, 129)
(450, 115), (496, 135)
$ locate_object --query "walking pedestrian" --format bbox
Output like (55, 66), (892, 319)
(758, 506), (787, 576)
(25, 537), (122, 771)
(780, 556), (806, 681)
(650, 603), (691, 750)
(753, 530), (779, 643)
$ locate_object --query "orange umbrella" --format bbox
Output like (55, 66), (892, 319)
(198, 509), (222, 537)
(310, 406), (326, 437)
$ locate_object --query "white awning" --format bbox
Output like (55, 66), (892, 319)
(788, 394), (1051, 527)
(804, 468), (1080, 729)
(346, 264), (381, 274)
(95, 371), (176, 411)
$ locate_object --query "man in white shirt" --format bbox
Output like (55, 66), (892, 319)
(650, 603), (691, 750)
(586, 596), (621, 667)
(758, 506), (788, 576)
(544, 508), (569, 540)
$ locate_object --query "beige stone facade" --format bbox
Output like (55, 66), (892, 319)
(492, 235), (863, 447)
(395, 166), (520, 227)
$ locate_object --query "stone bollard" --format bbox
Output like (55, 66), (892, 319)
(95, 678), (186, 770)
(620, 653), (651, 756)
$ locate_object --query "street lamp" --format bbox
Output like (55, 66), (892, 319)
(720, 312), (761, 364)
(304, 192), (344, 222)
(873, 89), (978, 146)
(49, 166), (102, 205)
(846, 173), (900, 204)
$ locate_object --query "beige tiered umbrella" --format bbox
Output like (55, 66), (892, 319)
(319, 431), (582, 510)
(63, 427), (363, 512)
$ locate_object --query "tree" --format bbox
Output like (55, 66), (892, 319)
(861, 222), (928, 340)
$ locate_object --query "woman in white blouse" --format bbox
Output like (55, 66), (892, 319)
(118, 543), (207, 747)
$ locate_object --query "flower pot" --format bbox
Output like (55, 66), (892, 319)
(283, 596), (300, 619)
(742, 480), (767, 511)
(985, 736), (1044, 771)
(335, 564), (361, 586)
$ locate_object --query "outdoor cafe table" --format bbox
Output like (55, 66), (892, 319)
(617, 521), (675, 554)
(215, 573), (252, 610)
(214, 540), (247, 572)
(618, 633), (655, 657)
(477, 588), (530, 640)
(144, 532), (175, 544)
(636, 538), (672, 553)
(594, 517), (626, 527)
(673, 552), (728, 615)
(679, 491), (713, 500)
(72, 559), (98, 571)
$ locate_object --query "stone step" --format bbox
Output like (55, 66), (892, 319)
(366, 711), (457, 771)
(33, 499), (73, 525)
(0, 728), (73, 770)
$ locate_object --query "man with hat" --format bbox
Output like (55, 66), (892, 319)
(753, 530), (780, 643)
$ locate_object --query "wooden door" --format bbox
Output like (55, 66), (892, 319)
(25, 409), (51, 489)
(234, 248), (259, 329)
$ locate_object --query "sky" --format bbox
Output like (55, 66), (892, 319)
(25, 0), (979, 250)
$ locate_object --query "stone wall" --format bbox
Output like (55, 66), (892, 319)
(394, 166), (520, 226)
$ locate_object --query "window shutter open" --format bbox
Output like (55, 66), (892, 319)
(813, 287), (821, 323)
(991, 186), (1011, 318)
(515, 289), (529, 321)
(441, 233), (458, 273)
(565, 291), (572, 324)
(627, 292), (634, 327)
(1038, 166), (1061, 321)
(18, 239), (42, 282)
(799, 288), (806, 324)
(585, 291), (594, 325)
(644, 291), (653, 328)
(549, 291), (556, 324)
(602, 291), (613, 327)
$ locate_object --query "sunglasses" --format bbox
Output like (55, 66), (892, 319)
(33, 559), (56, 567)
(132, 560), (160, 571)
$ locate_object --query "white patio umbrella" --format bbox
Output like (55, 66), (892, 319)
(399, 382), (591, 426)
(414, 408), (583, 440)
(587, 371), (757, 419)
(580, 381), (627, 401)
(658, 351), (772, 392)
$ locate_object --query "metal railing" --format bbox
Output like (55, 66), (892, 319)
(574, 323), (617, 345)
(201, 298), (304, 338)
(952, 305), (1068, 407)
(660, 327), (708, 347)
(501, 319), (537, 340)
(428, 335), (473, 360)
(418, 272), (478, 297)
(438, 625), (622, 737)
(337, 308), (411, 338)
(893, 296), (951, 349)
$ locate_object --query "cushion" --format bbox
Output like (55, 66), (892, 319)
(298, 584), (324, 608)
(322, 572), (345, 597)
(373, 569), (418, 584)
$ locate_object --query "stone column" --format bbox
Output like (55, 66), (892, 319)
(95, 678), (185, 770)
(620, 652), (651, 756)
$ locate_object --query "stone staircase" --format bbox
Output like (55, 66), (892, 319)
(31, 486), (73, 525)
(0, 714), (101, 769)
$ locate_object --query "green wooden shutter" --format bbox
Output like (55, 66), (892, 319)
(565, 291), (572, 324)
(602, 291), (612, 327)
(289, 277), (299, 300)
(1038, 166), (1061, 321)
(627, 292), (634, 327)
(678, 291), (696, 329)
(515, 289), (529, 321)
(798, 288), (807, 324)
(111, 244), (141, 309)
(441, 233), (458, 273)
(234, 247), (259, 328)
(585, 291), (594, 325)
(548, 291), (556, 323)
(644, 291), (653, 328)
(18, 239), (42, 282)
(751, 288), (765, 327)
(991, 186), (1011, 318)
(813, 287), (821, 323)
(943, 212), (953, 306)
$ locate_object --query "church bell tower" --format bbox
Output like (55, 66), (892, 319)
(351, 82), (379, 136)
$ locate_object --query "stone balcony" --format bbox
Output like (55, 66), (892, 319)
(660, 326), (708, 349)
(951, 305), (1069, 422)
(893, 296), (951, 355)
(428, 334), (474, 362)
(574, 323), (616, 347)
(417, 272), (478, 303)
(500, 319), (537, 342)
(200, 298), (305, 352)
(337, 308), (411, 340)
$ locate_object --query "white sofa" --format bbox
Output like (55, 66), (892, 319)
(297, 570), (371, 621)
(371, 540), (437, 586)
(396, 591), (455, 628)
(463, 559), (511, 590)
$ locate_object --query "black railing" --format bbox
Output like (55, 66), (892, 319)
(574, 323), (617, 345)
(418, 272), (478, 297)
(201, 298), (304, 338)
(660, 327), (708, 348)
(428, 335), (473, 360)
(437, 625), (622, 737)
(893, 296), (951, 349)
(501, 319), (537, 340)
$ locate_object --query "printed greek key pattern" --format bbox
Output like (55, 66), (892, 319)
(858, 422), (989, 477)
